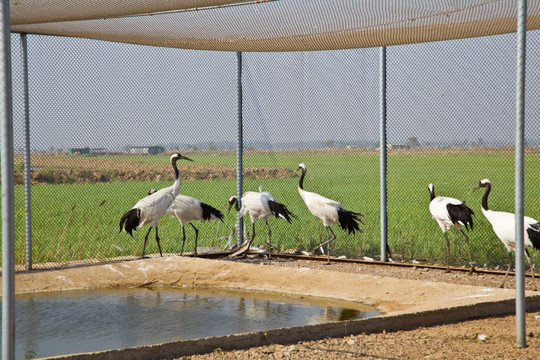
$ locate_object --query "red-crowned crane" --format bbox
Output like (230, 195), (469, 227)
(470, 178), (540, 290)
(148, 189), (224, 256)
(227, 189), (296, 259)
(296, 163), (363, 263)
(119, 153), (193, 258)
(428, 183), (475, 273)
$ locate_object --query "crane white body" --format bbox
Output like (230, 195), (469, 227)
(471, 178), (540, 290)
(481, 208), (539, 253)
(235, 191), (285, 223)
(298, 188), (344, 227)
(429, 196), (467, 232)
(296, 163), (363, 262)
(167, 195), (222, 226)
(428, 183), (474, 273)
(164, 193), (224, 255)
(119, 153), (193, 257)
(228, 190), (295, 258)
(133, 186), (178, 228)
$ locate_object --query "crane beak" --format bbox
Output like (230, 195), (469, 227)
(180, 155), (194, 162)
(468, 185), (481, 195)
(227, 201), (233, 215)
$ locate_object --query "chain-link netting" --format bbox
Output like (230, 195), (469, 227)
(5, 29), (540, 272)
(386, 32), (540, 270)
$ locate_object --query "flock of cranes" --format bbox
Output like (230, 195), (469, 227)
(429, 179), (540, 290)
(120, 153), (540, 289)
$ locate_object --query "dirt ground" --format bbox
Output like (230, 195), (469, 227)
(12, 153), (296, 185)
(174, 256), (540, 360)
(178, 313), (540, 360)
(8, 255), (540, 359)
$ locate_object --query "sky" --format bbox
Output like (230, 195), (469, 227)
(8, 30), (540, 152)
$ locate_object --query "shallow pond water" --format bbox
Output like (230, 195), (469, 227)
(2, 286), (379, 359)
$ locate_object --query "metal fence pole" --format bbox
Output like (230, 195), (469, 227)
(20, 33), (32, 270)
(236, 51), (244, 246)
(1, 0), (15, 358)
(380, 47), (388, 262)
(515, 0), (528, 349)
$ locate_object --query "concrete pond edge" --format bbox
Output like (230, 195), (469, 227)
(39, 294), (540, 360)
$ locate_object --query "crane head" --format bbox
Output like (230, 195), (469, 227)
(469, 178), (491, 194)
(171, 153), (194, 163)
(227, 196), (239, 214)
(297, 163), (306, 172)
(148, 189), (157, 196)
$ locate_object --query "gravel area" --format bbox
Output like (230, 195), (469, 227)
(173, 256), (540, 360)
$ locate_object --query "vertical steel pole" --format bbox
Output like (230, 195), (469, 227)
(1, 0), (15, 358)
(515, 0), (527, 349)
(20, 33), (32, 270)
(380, 47), (388, 262)
(236, 51), (244, 245)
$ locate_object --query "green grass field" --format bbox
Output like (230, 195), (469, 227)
(7, 149), (540, 269)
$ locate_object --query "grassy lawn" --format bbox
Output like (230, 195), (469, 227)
(7, 149), (540, 269)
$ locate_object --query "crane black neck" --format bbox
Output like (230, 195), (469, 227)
(481, 183), (491, 211)
(231, 197), (241, 212)
(298, 168), (306, 190)
(171, 157), (180, 180)
(429, 188), (435, 201)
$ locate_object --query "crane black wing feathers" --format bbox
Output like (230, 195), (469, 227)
(268, 200), (297, 223)
(446, 203), (474, 230)
(337, 209), (364, 234)
(119, 208), (140, 237)
(528, 222), (540, 249)
(200, 202), (224, 222)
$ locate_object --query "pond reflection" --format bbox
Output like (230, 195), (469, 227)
(1, 287), (379, 359)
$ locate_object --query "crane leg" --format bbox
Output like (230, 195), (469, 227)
(155, 226), (163, 257)
(460, 229), (475, 275)
(310, 227), (336, 264)
(249, 222), (256, 249)
(315, 235), (324, 256)
(500, 252), (513, 288)
(190, 223), (199, 256)
(326, 227), (336, 264)
(141, 226), (153, 258)
(180, 226), (187, 256)
(444, 232), (451, 272)
(525, 249), (537, 291)
(265, 220), (272, 259)
(311, 227), (337, 257)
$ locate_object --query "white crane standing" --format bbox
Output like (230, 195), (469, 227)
(296, 163), (363, 262)
(228, 189), (296, 258)
(148, 189), (224, 256)
(119, 153), (193, 257)
(428, 183), (475, 273)
(470, 178), (540, 290)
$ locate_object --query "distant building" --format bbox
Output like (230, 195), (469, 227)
(89, 148), (106, 154)
(128, 146), (165, 155)
(375, 144), (411, 151)
(67, 147), (90, 155)
(67, 147), (107, 155)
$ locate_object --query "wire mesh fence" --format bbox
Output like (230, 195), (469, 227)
(4, 29), (540, 271)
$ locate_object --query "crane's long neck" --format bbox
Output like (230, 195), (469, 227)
(171, 158), (181, 196)
(298, 168), (306, 190)
(429, 188), (435, 201)
(481, 183), (491, 211)
(232, 197), (241, 212)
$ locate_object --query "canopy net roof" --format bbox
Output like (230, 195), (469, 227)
(9, 0), (540, 52)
